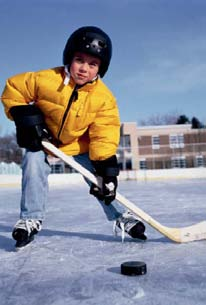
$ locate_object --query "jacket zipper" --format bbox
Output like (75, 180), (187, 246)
(57, 85), (79, 141)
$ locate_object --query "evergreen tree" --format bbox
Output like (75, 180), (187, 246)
(176, 115), (190, 124)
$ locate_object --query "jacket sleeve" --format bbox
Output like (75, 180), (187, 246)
(88, 96), (120, 161)
(1, 72), (36, 119)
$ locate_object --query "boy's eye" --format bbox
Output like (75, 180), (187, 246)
(90, 62), (98, 67)
(75, 57), (83, 63)
(73, 56), (100, 68)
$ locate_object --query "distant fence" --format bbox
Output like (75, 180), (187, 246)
(0, 162), (21, 175)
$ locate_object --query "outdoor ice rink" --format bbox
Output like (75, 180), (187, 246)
(0, 176), (206, 305)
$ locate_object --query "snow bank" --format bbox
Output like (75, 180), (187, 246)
(0, 173), (85, 187)
(120, 167), (206, 181)
(0, 167), (206, 187)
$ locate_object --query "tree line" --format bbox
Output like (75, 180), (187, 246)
(140, 112), (205, 129)
(0, 133), (23, 164)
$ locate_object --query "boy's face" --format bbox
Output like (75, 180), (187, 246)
(70, 52), (101, 85)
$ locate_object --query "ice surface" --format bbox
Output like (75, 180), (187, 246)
(0, 177), (206, 305)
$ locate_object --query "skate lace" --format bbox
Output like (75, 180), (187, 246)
(113, 220), (125, 243)
(15, 219), (42, 235)
(113, 211), (140, 243)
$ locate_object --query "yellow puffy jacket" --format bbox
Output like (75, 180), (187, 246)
(1, 67), (120, 161)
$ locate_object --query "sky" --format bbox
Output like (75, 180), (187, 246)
(1, 0), (206, 134)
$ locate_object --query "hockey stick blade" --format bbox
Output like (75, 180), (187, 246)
(42, 140), (206, 243)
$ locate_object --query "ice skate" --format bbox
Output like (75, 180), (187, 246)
(113, 211), (147, 242)
(12, 219), (42, 249)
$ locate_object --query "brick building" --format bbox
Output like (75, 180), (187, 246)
(118, 122), (206, 170)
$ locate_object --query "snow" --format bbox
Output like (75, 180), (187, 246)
(1, 167), (206, 187)
(0, 177), (206, 305)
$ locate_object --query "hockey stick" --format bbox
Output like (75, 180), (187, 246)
(42, 140), (206, 243)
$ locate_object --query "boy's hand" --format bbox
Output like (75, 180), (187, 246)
(10, 105), (52, 152)
(90, 155), (119, 205)
(90, 176), (118, 205)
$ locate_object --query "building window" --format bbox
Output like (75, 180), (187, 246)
(171, 156), (186, 168)
(120, 135), (131, 148)
(51, 163), (65, 173)
(152, 135), (160, 149)
(170, 134), (184, 149)
(139, 159), (147, 169)
(119, 135), (132, 170)
(195, 155), (204, 167)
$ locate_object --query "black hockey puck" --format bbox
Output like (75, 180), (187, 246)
(121, 261), (147, 276)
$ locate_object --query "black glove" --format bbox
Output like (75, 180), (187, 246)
(90, 155), (119, 205)
(10, 105), (52, 152)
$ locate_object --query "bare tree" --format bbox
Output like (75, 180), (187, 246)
(0, 133), (23, 164)
(139, 111), (180, 126)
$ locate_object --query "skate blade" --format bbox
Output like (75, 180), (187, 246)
(15, 236), (35, 251)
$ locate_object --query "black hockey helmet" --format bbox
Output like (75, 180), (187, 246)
(63, 26), (112, 77)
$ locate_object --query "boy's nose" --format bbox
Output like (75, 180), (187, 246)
(80, 63), (88, 71)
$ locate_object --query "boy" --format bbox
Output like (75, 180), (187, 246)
(1, 26), (146, 248)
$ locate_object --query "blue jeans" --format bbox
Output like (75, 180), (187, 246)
(20, 150), (124, 221)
